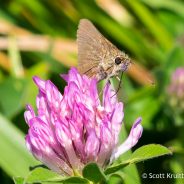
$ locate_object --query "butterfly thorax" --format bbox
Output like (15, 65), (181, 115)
(95, 52), (130, 81)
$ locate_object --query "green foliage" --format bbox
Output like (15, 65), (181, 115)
(0, 0), (184, 183)
(82, 163), (107, 183)
(0, 114), (38, 177)
(16, 167), (89, 184)
(105, 144), (172, 175)
(14, 145), (171, 184)
(25, 167), (64, 183)
(13, 177), (24, 184)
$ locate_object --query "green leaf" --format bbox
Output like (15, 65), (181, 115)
(82, 163), (107, 183)
(25, 167), (89, 184)
(105, 144), (172, 174)
(13, 177), (24, 184)
(107, 173), (124, 184)
(0, 113), (38, 177)
(25, 167), (64, 183)
(128, 144), (172, 163)
(61, 177), (89, 184)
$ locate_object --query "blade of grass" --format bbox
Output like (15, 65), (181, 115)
(8, 36), (24, 78)
(126, 0), (173, 51)
(0, 114), (39, 177)
(141, 0), (184, 19)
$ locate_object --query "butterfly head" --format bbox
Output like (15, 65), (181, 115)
(113, 53), (131, 73)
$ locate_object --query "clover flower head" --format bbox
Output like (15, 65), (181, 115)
(24, 67), (143, 175)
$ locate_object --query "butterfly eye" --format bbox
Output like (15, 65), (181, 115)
(115, 57), (121, 65)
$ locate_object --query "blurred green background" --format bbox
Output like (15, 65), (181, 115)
(0, 0), (184, 184)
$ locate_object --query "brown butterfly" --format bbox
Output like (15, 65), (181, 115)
(77, 19), (130, 82)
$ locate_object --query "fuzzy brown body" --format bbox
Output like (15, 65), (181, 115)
(77, 19), (130, 82)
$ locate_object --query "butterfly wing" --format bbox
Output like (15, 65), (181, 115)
(77, 19), (117, 77)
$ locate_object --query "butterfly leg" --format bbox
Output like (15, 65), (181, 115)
(110, 72), (124, 98)
(97, 76), (111, 99)
(116, 76), (120, 81)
